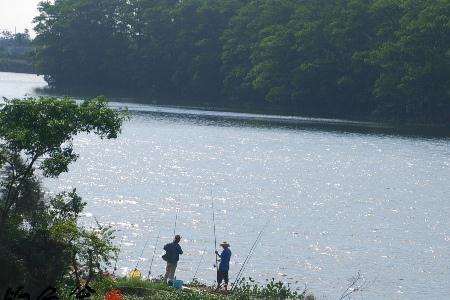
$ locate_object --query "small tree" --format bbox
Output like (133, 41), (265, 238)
(0, 96), (127, 294)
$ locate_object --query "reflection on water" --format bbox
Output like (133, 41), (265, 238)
(2, 72), (450, 300)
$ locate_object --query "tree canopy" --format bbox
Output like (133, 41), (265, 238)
(33, 0), (450, 124)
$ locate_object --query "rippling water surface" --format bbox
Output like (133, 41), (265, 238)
(2, 72), (450, 300)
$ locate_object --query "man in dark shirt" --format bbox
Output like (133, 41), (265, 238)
(163, 235), (183, 284)
(215, 241), (232, 291)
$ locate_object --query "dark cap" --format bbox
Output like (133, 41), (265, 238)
(174, 235), (181, 240)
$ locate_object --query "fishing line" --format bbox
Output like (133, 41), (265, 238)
(147, 229), (161, 278)
(134, 238), (151, 271)
(192, 247), (207, 282)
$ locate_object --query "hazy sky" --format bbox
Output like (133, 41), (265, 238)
(0, 0), (42, 35)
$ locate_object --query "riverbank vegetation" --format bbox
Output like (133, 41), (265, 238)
(0, 96), (127, 297)
(0, 30), (34, 73)
(60, 275), (315, 300)
(33, 0), (450, 124)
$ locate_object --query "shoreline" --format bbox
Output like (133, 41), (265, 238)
(34, 84), (450, 130)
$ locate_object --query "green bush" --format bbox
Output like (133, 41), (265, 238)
(92, 277), (315, 300)
(0, 96), (127, 296)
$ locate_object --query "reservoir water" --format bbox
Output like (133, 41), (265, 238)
(1, 72), (450, 299)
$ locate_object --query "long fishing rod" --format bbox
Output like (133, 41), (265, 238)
(233, 219), (271, 287)
(147, 192), (177, 279)
(136, 205), (173, 277)
(134, 205), (166, 275)
(146, 229), (161, 279)
(232, 218), (271, 290)
(192, 247), (207, 282)
(134, 238), (151, 271)
(173, 209), (179, 236)
(211, 188), (219, 270)
(231, 232), (262, 289)
(232, 229), (264, 289)
(146, 157), (179, 278)
(236, 219), (271, 284)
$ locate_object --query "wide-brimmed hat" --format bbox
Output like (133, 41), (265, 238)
(220, 241), (230, 247)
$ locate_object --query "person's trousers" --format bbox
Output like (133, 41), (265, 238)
(164, 262), (177, 281)
(217, 270), (229, 285)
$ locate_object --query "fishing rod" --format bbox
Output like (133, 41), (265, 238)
(134, 205), (165, 275)
(191, 186), (215, 283)
(192, 247), (207, 282)
(232, 218), (271, 291)
(191, 187), (216, 282)
(233, 219), (271, 287)
(146, 157), (179, 278)
(232, 230), (264, 289)
(133, 237), (151, 272)
(173, 209), (179, 236)
(136, 206), (174, 277)
(211, 187), (219, 270)
(146, 229), (161, 279)
(147, 194), (177, 279)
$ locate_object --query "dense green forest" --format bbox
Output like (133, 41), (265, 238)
(33, 0), (450, 124)
(0, 30), (34, 73)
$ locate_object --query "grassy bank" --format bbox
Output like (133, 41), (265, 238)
(62, 275), (315, 300)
